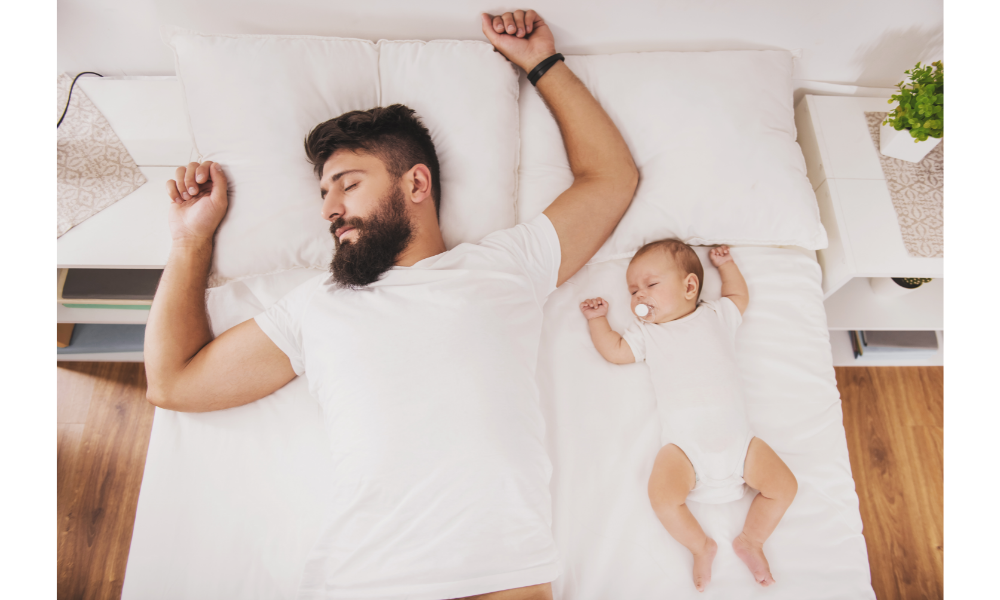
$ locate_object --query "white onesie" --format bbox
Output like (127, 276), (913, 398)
(621, 297), (754, 504)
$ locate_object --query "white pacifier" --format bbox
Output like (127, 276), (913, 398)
(635, 303), (650, 318)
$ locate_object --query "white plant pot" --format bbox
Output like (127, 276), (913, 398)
(880, 122), (942, 163)
(869, 277), (920, 298)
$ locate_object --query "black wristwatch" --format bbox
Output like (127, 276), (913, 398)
(527, 53), (565, 86)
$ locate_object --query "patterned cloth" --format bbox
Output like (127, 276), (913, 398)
(865, 112), (943, 258)
(57, 74), (147, 237)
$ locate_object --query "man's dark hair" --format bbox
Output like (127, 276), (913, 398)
(304, 104), (442, 217)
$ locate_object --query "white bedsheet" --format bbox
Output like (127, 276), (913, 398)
(123, 248), (874, 599)
(537, 246), (874, 599)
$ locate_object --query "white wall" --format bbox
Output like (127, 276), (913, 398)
(58, 0), (942, 88)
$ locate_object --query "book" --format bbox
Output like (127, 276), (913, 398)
(56, 324), (146, 354)
(60, 304), (151, 310)
(852, 330), (939, 362)
(860, 330), (938, 351)
(58, 268), (162, 309)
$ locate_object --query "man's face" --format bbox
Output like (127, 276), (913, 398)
(319, 150), (414, 288)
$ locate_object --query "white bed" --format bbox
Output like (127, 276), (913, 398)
(122, 31), (874, 600)
(123, 246), (873, 599)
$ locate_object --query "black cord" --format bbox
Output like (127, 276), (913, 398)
(57, 72), (103, 128)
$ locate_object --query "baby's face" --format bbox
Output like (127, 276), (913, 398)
(626, 251), (697, 322)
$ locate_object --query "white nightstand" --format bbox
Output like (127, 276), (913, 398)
(57, 77), (194, 361)
(795, 95), (943, 366)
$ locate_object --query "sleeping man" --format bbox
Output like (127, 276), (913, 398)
(144, 9), (638, 600)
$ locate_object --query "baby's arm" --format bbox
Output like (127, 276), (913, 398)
(580, 297), (636, 364)
(709, 245), (749, 315)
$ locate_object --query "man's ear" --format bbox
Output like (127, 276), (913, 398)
(404, 164), (433, 205)
(684, 273), (699, 300)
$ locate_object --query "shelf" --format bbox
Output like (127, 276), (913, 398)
(825, 277), (942, 331)
(58, 304), (150, 324)
(54, 77), (185, 362)
(57, 324), (146, 359)
(830, 330), (943, 367)
(795, 95), (944, 312)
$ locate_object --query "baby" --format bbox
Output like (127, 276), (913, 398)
(579, 240), (797, 592)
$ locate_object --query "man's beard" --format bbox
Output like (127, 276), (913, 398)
(328, 182), (414, 289)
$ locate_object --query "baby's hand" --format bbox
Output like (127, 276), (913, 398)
(580, 297), (609, 320)
(709, 245), (734, 267)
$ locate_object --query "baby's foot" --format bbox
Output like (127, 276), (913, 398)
(691, 537), (717, 592)
(733, 532), (775, 586)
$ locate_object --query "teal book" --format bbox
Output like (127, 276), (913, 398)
(60, 303), (151, 310)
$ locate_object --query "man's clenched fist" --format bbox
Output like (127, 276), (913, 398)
(165, 161), (229, 245)
(480, 10), (556, 74)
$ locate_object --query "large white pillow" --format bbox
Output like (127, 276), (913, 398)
(165, 29), (520, 287)
(516, 50), (827, 262)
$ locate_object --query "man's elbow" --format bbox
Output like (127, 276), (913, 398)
(611, 165), (639, 203)
(145, 384), (181, 411)
(145, 386), (168, 409)
(579, 159), (639, 191)
(625, 163), (640, 193)
(581, 168), (638, 205)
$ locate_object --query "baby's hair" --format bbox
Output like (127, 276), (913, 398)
(632, 239), (704, 302)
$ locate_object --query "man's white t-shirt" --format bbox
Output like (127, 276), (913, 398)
(254, 214), (562, 600)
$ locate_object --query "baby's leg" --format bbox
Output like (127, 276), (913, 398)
(734, 437), (798, 587)
(648, 444), (717, 592)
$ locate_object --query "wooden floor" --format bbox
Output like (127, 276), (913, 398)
(56, 363), (943, 599)
(837, 366), (944, 599)
(57, 362), (155, 600)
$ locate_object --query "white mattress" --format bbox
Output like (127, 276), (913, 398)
(123, 247), (875, 599)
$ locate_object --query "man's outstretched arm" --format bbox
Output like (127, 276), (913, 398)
(144, 162), (297, 412)
(482, 10), (639, 286)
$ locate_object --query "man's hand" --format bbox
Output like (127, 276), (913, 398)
(580, 297), (610, 320)
(709, 245), (734, 268)
(480, 10), (556, 73)
(166, 161), (229, 245)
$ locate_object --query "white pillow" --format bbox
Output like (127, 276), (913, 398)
(165, 29), (520, 287)
(516, 51), (827, 262)
(379, 40), (520, 253)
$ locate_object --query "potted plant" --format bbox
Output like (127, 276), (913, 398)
(880, 60), (943, 163)
(869, 277), (933, 297)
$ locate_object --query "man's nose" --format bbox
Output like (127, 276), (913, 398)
(321, 196), (345, 222)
